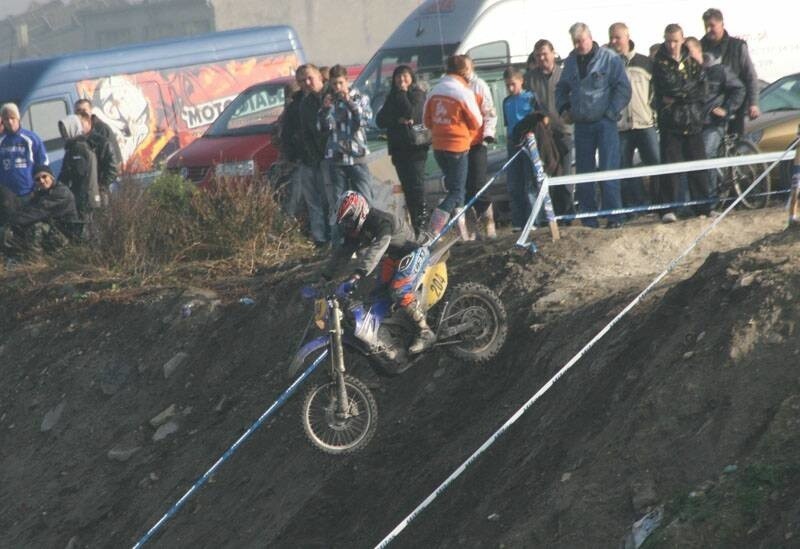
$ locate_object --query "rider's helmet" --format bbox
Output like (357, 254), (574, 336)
(335, 190), (370, 237)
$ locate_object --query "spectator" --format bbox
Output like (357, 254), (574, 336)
(1, 164), (78, 258)
(502, 66), (537, 230)
(462, 55), (498, 240)
(608, 22), (661, 212)
(74, 98), (122, 168)
(653, 24), (712, 221)
(318, 64), (375, 247)
(526, 39), (576, 220)
(75, 110), (117, 199)
(556, 23), (631, 229)
(700, 8), (759, 136)
(685, 37), (745, 205)
(375, 65), (430, 236)
(277, 80), (305, 217)
(319, 66), (331, 86)
(283, 64), (330, 247)
(58, 115), (100, 220)
(0, 103), (48, 201)
(423, 54), (482, 235)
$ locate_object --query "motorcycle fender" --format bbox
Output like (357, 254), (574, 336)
(287, 336), (330, 379)
(287, 335), (371, 379)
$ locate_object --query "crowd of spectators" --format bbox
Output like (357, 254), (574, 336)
(277, 7), (761, 246)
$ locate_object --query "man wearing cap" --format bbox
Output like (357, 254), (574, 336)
(0, 103), (49, 200)
(1, 164), (78, 256)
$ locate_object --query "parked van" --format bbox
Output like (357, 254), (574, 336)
(355, 0), (800, 213)
(0, 26), (305, 177)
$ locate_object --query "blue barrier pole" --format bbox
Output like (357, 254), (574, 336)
(132, 348), (329, 548)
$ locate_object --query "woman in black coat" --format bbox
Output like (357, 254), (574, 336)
(375, 65), (429, 235)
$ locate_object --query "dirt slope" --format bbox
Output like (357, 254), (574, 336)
(1, 208), (798, 548)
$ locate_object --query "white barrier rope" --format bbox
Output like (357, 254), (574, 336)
(374, 136), (800, 548)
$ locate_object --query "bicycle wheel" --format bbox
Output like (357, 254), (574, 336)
(729, 139), (770, 209)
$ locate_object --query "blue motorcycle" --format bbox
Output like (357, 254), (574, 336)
(289, 237), (507, 454)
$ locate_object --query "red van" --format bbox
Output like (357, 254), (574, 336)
(166, 65), (363, 185)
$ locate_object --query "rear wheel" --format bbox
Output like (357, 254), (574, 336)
(302, 374), (378, 454)
(723, 139), (770, 209)
(438, 282), (507, 363)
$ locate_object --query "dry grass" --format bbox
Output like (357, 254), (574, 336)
(0, 173), (312, 287)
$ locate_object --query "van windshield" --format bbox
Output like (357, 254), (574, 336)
(206, 82), (285, 137)
(353, 44), (458, 117)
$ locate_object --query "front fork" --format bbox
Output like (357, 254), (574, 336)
(329, 299), (350, 417)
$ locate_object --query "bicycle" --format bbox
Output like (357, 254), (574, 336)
(713, 120), (770, 209)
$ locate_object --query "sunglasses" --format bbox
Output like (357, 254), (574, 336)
(35, 174), (52, 182)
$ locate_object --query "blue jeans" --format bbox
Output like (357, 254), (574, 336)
(433, 150), (469, 214)
(295, 162), (329, 244)
(328, 162), (375, 246)
(506, 145), (536, 228)
(702, 125), (725, 200)
(574, 118), (623, 227)
(619, 126), (660, 208)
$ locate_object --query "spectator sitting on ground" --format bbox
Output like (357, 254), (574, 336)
(502, 66), (538, 230)
(375, 65), (430, 237)
(0, 103), (48, 201)
(685, 36), (745, 208)
(58, 115), (100, 221)
(700, 8), (759, 136)
(318, 64), (375, 246)
(1, 165), (78, 258)
(609, 22), (661, 214)
(556, 22), (632, 229)
(653, 24), (712, 222)
(526, 39), (575, 221)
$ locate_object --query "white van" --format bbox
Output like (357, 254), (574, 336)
(356, 0), (799, 217)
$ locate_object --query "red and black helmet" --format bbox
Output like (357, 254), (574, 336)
(335, 191), (369, 236)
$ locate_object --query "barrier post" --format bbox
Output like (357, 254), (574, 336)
(522, 132), (559, 240)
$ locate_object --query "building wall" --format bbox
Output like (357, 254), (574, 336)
(211, 0), (422, 65)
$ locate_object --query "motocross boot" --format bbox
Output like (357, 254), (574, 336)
(418, 207), (450, 245)
(407, 301), (436, 354)
(454, 207), (475, 241)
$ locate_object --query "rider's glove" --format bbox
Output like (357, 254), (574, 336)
(335, 273), (361, 298)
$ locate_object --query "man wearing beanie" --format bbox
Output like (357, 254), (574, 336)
(0, 103), (49, 200)
(1, 164), (78, 257)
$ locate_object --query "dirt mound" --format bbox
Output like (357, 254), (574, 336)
(1, 209), (798, 548)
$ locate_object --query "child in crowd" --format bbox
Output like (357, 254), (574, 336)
(502, 67), (538, 230)
(318, 64), (375, 245)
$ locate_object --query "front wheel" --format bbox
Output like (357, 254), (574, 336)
(438, 282), (507, 363)
(302, 374), (378, 454)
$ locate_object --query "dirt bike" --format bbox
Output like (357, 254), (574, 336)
(287, 236), (508, 455)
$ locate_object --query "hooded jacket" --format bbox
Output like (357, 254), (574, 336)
(616, 42), (656, 131)
(0, 126), (48, 196)
(58, 115), (100, 214)
(556, 42), (632, 124)
(653, 44), (706, 135)
(423, 74), (483, 153)
(702, 54), (746, 127)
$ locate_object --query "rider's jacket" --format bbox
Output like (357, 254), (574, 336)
(324, 208), (416, 279)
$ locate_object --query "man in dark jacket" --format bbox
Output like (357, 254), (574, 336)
(1, 164), (79, 257)
(323, 191), (434, 355)
(282, 64), (329, 246)
(700, 8), (759, 136)
(58, 114), (100, 219)
(653, 24), (711, 220)
(74, 106), (118, 194)
(686, 37), (745, 203)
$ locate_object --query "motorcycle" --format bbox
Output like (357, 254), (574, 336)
(288, 236), (508, 454)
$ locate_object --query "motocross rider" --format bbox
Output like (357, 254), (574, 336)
(322, 190), (436, 354)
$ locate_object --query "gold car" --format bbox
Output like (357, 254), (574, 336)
(744, 72), (800, 184)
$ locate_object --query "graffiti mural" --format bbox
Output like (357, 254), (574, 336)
(76, 52), (299, 173)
